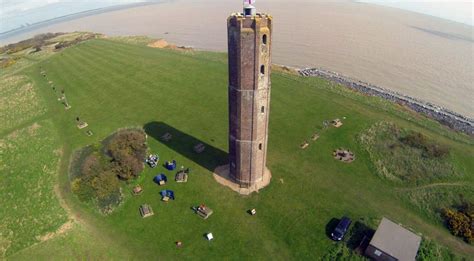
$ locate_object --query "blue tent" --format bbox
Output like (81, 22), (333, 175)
(165, 160), (177, 171)
(160, 190), (175, 200)
(153, 174), (167, 185)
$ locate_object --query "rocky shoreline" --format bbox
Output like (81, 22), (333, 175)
(299, 68), (473, 135)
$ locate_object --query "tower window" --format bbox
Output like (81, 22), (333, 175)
(261, 106), (265, 113)
(262, 34), (267, 45)
(260, 65), (265, 75)
(259, 143), (262, 150)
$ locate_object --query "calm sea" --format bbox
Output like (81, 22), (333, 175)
(2, 0), (473, 117)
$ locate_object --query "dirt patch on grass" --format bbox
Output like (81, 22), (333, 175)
(147, 39), (169, 48)
(37, 220), (74, 242)
(147, 39), (194, 53)
(28, 122), (41, 135)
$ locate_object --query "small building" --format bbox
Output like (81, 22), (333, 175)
(365, 217), (421, 261)
(139, 204), (154, 218)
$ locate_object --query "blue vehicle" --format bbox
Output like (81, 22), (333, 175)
(331, 216), (352, 241)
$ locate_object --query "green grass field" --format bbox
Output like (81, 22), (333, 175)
(0, 75), (47, 134)
(1, 37), (473, 259)
(0, 53), (71, 257)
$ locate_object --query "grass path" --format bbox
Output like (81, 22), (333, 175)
(396, 182), (471, 191)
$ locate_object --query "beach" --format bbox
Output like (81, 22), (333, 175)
(1, 0), (472, 118)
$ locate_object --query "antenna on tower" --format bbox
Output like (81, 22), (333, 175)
(243, 0), (256, 16)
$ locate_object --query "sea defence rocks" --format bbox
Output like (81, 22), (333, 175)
(299, 68), (473, 135)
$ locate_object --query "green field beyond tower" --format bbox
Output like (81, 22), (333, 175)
(1, 35), (473, 259)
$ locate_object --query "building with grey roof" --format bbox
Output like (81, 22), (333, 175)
(365, 217), (421, 261)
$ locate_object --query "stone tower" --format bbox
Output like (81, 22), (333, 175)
(226, 5), (272, 189)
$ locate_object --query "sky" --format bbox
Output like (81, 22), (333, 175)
(0, 0), (152, 33)
(0, 0), (473, 34)
(358, 0), (473, 26)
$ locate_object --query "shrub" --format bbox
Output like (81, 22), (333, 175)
(111, 155), (143, 180)
(70, 128), (147, 213)
(0, 33), (63, 54)
(71, 177), (95, 202)
(81, 153), (103, 177)
(106, 130), (147, 180)
(321, 244), (367, 261)
(91, 171), (120, 200)
(400, 132), (428, 149)
(400, 132), (450, 158)
(416, 238), (465, 261)
(442, 201), (474, 243)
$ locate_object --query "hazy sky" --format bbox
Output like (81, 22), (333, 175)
(358, 0), (473, 26)
(0, 0), (154, 33)
(1, 0), (473, 33)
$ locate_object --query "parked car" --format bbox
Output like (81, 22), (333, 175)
(331, 216), (352, 241)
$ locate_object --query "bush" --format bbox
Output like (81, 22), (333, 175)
(400, 132), (450, 158)
(106, 130), (147, 180)
(70, 128), (147, 213)
(442, 201), (474, 243)
(91, 171), (120, 200)
(321, 244), (367, 261)
(0, 33), (63, 54)
(416, 238), (465, 260)
(71, 153), (121, 206)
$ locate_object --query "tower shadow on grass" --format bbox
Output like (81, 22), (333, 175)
(143, 121), (228, 174)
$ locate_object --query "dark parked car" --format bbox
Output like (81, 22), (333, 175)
(331, 216), (352, 241)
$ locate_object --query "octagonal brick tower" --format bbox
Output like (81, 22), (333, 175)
(227, 6), (272, 188)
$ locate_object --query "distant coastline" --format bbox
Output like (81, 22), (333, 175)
(299, 68), (473, 135)
(0, 2), (160, 41)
